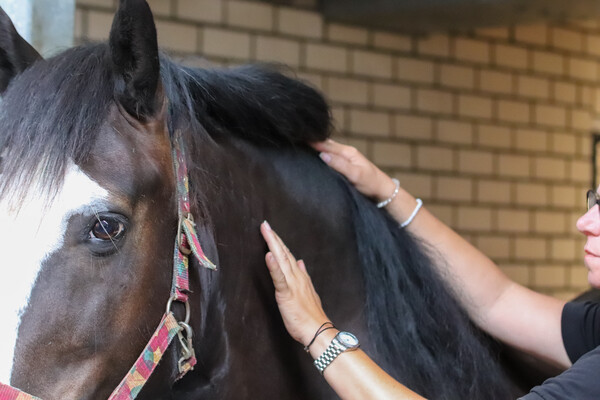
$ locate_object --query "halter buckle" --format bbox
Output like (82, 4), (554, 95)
(177, 322), (196, 374)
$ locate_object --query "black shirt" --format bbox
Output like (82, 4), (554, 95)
(520, 301), (600, 399)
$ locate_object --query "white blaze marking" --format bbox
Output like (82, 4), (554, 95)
(0, 163), (108, 383)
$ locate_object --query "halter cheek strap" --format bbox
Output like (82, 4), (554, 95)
(0, 130), (217, 400)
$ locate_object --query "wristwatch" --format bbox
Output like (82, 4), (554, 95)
(313, 331), (360, 374)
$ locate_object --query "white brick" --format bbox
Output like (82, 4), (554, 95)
(373, 142), (412, 168)
(86, 11), (113, 41)
(498, 154), (531, 178)
(570, 267), (591, 288)
(227, 1), (274, 31)
(479, 70), (513, 94)
(176, 0), (222, 23)
(372, 84), (411, 110)
(157, 21), (198, 53)
(516, 182), (548, 206)
(416, 89), (453, 115)
(495, 44), (528, 69)
(326, 77), (369, 105)
(458, 150), (494, 175)
(349, 110), (390, 137)
(498, 100), (531, 124)
(203, 28), (249, 59)
(277, 7), (323, 39)
(439, 64), (475, 89)
(255, 36), (300, 66)
(457, 207), (493, 231)
(455, 37), (490, 63)
(305, 44), (347, 73)
(478, 124), (512, 149)
(327, 23), (368, 45)
(501, 265), (531, 286)
(417, 146), (454, 171)
(458, 95), (493, 119)
(551, 185), (577, 208)
(398, 172), (433, 198)
(514, 24), (548, 46)
(147, 0), (171, 16)
(553, 81), (577, 104)
(436, 177), (473, 201)
(535, 157), (567, 180)
(477, 180), (511, 204)
(533, 51), (564, 76)
(497, 209), (531, 232)
(330, 106), (346, 130)
(477, 236), (510, 258)
(515, 128), (549, 152)
(352, 50), (393, 79)
(535, 104), (567, 128)
(395, 115), (433, 140)
(373, 31), (412, 52)
(535, 211), (568, 234)
(568, 57), (598, 82)
(516, 238), (547, 260)
(396, 57), (434, 83)
(552, 27), (583, 52)
(533, 266), (567, 287)
(570, 159), (591, 183)
(585, 35), (600, 57)
(517, 76), (550, 99)
(551, 239), (577, 261)
(437, 120), (473, 144)
(418, 35), (450, 57)
(75, 9), (85, 39)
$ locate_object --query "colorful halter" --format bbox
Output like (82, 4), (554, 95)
(0, 129), (217, 400)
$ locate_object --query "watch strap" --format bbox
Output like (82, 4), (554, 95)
(313, 337), (345, 374)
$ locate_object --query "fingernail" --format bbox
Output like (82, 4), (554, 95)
(263, 220), (272, 231)
(319, 152), (332, 163)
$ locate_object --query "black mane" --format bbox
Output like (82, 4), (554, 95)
(0, 43), (331, 202)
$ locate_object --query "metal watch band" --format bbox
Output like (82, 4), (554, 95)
(313, 338), (345, 374)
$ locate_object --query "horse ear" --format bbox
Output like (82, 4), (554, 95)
(0, 7), (42, 94)
(109, 0), (160, 120)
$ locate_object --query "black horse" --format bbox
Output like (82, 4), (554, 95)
(0, 0), (528, 399)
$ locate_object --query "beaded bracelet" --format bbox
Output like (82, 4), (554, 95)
(304, 322), (336, 352)
(376, 178), (400, 208)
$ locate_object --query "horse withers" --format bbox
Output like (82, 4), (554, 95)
(0, 0), (525, 399)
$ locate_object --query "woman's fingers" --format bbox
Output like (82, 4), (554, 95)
(261, 221), (296, 278)
(265, 252), (288, 292)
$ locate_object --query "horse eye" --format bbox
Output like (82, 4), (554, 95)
(91, 218), (125, 241)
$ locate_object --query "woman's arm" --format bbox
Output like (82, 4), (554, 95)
(312, 140), (570, 369)
(260, 222), (425, 400)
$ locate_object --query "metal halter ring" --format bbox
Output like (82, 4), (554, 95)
(166, 295), (191, 325)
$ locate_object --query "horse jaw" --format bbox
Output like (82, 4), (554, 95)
(0, 162), (108, 384)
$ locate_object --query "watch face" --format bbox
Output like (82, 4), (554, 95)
(338, 331), (359, 347)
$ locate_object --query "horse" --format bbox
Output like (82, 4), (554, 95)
(0, 1), (529, 399)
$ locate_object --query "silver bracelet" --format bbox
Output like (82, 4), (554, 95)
(400, 198), (423, 228)
(376, 178), (400, 208)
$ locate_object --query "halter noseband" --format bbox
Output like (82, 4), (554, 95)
(0, 129), (217, 400)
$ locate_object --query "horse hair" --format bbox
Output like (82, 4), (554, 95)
(0, 43), (519, 398)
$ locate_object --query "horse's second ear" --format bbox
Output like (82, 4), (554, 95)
(109, 0), (160, 120)
(0, 7), (42, 94)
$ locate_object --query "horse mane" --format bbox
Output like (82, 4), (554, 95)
(0, 43), (330, 203)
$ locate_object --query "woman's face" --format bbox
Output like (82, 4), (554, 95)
(577, 187), (600, 288)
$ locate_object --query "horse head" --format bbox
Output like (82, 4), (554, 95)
(0, 1), (202, 398)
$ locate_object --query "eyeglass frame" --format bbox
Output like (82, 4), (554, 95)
(587, 189), (600, 211)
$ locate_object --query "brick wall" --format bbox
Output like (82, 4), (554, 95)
(75, 0), (600, 299)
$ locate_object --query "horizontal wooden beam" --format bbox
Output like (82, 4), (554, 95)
(321, 0), (600, 33)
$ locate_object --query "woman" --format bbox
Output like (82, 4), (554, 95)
(260, 139), (600, 399)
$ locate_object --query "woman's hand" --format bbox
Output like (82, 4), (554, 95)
(312, 139), (396, 202)
(260, 221), (330, 347)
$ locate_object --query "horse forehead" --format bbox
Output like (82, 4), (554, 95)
(0, 163), (109, 383)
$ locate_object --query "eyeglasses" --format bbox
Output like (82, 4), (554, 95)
(587, 190), (600, 211)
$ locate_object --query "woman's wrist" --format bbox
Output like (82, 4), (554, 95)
(373, 174), (398, 203)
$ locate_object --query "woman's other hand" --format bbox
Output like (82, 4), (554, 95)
(260, 221), (330, 347)
(312, 139), (396, 203)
